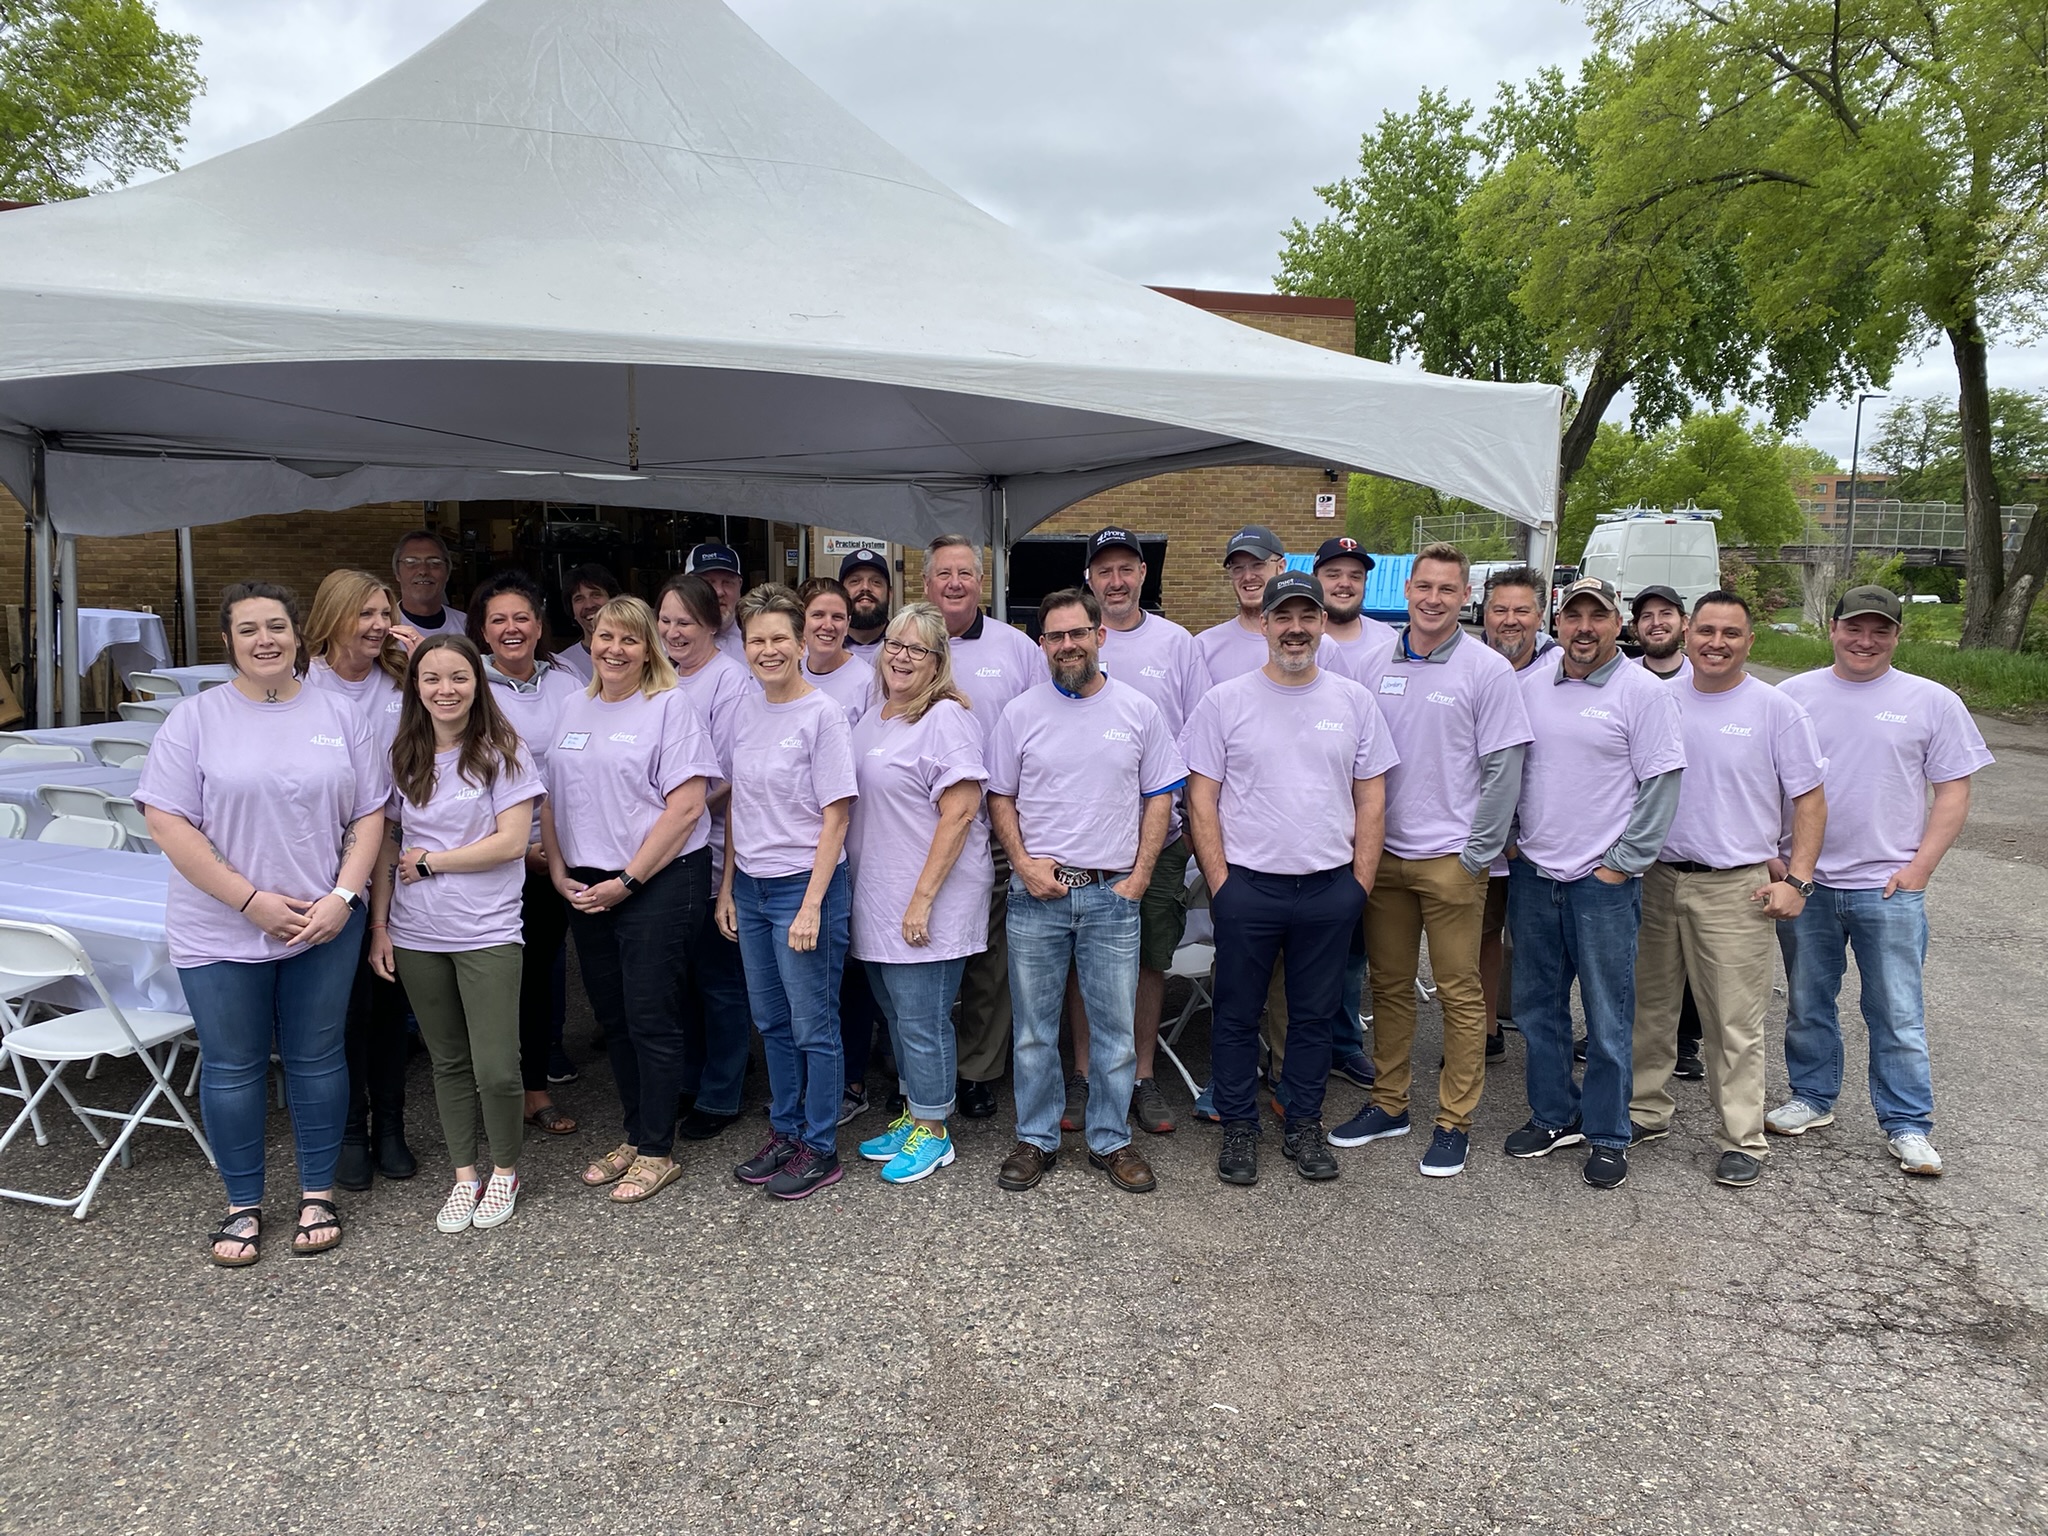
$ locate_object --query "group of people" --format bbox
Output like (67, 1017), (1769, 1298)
(126, 519), (1988, 1266)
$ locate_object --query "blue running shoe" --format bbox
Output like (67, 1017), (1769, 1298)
(1327, 1104), (1410, 1148)
(1193, 1083), (1220, 1124)
(860, 1113), (914, 1163)
(881, 1124), (956, 1185)
(1419, 1126), (1468, 1178)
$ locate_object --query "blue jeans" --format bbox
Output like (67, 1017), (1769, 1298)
(1008, 880), (1141, 1155)
(1779, 884), (1934, 1136)
(867, 957), (969, 1120)
(1210, 865), (1365, 1129)
(1507, 859), (1641, 1149)
(735, 864), (850, 1153)
(682, 926), (751, 1117)
(176, 907), (367, 1207)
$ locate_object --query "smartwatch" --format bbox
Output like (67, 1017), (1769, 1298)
(1784, 875), (1815, 898)
(331, 885), (362, 911)
(619, 872), (643, 895)
(415, 855), (433, 881)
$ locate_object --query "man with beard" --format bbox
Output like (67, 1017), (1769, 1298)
(1196, 525), (1336, 685)
(923, 534), (1049, 1118)
(1477, 567), (1554, 1058)
(1063, 527), (1210, 1135)
(1313, 536), (1399, 682)
(685, 543), (748, 664)
(987, 587), (1185, 1194)
(1632, 586), (1691, 682)
(1505, 576), (1684, 1191)
(839, 547), (893, 652)
(392, 529), (462, 638)
(1182, 571), (1398, 1187)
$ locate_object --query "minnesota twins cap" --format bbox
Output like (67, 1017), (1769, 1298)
(1312, 535), (1376, 574)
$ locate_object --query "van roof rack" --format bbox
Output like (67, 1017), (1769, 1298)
(1595, 504), (1723, 523)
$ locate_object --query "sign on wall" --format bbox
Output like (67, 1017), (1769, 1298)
(1315, 493), (1338, 519)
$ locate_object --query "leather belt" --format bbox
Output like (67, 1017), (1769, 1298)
(1659, 859), (1750, 875)
(1053, 864), (1128, 889)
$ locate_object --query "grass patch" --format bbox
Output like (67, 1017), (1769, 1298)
(1750, 627), (2048, 716)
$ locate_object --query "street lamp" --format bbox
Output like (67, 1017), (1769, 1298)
(1843, 390), (1888, 572)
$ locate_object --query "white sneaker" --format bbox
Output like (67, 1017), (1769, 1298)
(472, 1171), (521, 1228)
(1887, 1132), (1943, 1177)
(1765, 1099), (1836, 1136)
(436, 1178), (482, 1234)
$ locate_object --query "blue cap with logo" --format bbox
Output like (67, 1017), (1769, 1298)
(1086, 527), (1145, 563)
(1261, 571), (1327, 613)
(1312, 535), (1375, 574)
(838, 546), (890, 581)
(685, 543), (741, 577)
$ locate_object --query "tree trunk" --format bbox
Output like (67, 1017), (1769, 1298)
(1558, 347), (1633, 486)
(1953, 318), (2011, 647)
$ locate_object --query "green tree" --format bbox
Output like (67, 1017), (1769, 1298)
(1558, 412), (1807, 559)
(1590, 1), (2048, 649)
(1868, 391), (2048, 506)
(0, 0), (200, 201)
(1560, 422), (1652, 559)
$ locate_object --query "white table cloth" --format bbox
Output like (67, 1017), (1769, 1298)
(12, 720), (160, 756)
(142, 663), (233, 695)
(69, 608), (172, 681)
(0, 763), (143, 836)
(0, 842), (181, 1012)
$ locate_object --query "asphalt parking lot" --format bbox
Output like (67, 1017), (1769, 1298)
(0, 701), (2042, 1535)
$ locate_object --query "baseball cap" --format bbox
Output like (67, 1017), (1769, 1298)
(1556, 575), (1622, 615)
(1222, 525), (1285, 564)
(1312, 536), (1376, 574)
(1834, 584), (1903, 625)
(838, 546), (890, 581)
(1260, 571), (1327, 614)
(1086, 527), (1145, 564)
(685, 543), (741, 577)
(1629, 584), (1685, 615)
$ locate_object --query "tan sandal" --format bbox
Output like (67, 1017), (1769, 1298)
(609, 1155), (683, 1204)
(581, 1142), (636, 1187)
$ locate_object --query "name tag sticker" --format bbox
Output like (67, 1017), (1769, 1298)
(1379, 675), (1407, 696)
(558, 731), (591, 751)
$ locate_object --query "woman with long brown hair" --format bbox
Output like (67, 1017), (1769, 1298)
(367, 635), (543, 1234)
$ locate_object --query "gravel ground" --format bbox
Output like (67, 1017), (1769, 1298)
(0, 703), (2041, 1535)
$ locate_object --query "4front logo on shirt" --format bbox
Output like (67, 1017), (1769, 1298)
(1426, 690), (1457, 706)
(777, 734), (804, 750)
(1314, 719), (1346, 732)
(975, 667), (1003, 678)
(1720, 723), (1755, 737)
(309, 733), (345, 748)
(1103, 728), (1133, 743)
(607, 732), (639, 744)
(1140, 665), (1168, 679)
(1579, 707), (1613, 720)
(1876, 710), (1909, 724)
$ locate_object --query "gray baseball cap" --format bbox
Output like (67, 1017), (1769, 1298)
(1834, 585), (1903, 625)
(1261, 571), (1327, 613)
(1223, 525), (1285, 564)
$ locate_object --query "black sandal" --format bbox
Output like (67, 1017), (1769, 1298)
(208, 1208), (262, 1268)
(291, 1197), (342, 1256)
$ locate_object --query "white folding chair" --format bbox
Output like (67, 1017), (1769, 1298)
(116, 701), (173, 725)
(0, 920), (213, 1220)
(91, 738), (150, 769)
(106, 799), (159, 855)
(37, 817), (127, 850)
(125, 672), (183, 700)
(1157, 940), (1216, 1099)
(0, 805), (24, 840)
(37, 784), (115, 823)
(0, 742), (85, 764)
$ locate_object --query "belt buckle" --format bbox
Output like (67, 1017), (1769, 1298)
(1053, 864), (1095, 888)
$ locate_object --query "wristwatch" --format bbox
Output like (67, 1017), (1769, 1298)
(415, 855), (433, 881)
(331, 884), (362, 911)
(1784, 875), (1815, 897)
(619, 872), (643, 895)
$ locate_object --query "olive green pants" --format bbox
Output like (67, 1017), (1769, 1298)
(394, 944), (525, 1172)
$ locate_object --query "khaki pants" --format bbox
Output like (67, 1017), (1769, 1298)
(956, 836), (1013, 1084)
(1631, 861), (1774, 1155)
(1365, 852), (1489, 1131)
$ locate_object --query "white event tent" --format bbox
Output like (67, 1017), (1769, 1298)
(0, 0), (1562, 726)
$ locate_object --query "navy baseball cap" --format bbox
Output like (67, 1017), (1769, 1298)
(1223, 525), (1285, 564)
(838, 547), (890, 581)
(685, 543), (741, 577)
(1086, 527), (1145, 563)
(1261, 571), (1327, 614)
(1312, 536), (1376, 574)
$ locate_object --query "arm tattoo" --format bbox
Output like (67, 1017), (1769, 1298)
(339, 826), (358, 858)
(207, 839), (228, 865)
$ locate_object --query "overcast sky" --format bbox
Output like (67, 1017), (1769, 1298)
(150, 0), (2041, 467)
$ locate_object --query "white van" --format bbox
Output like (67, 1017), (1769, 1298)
(1577, 508), (1722, 618)
(1460, 561), (1520, 624)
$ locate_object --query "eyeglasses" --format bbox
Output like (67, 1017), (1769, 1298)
(398, 556), (449, 572)
(882, 639), (936, 661)
(1039, 626), (1098, 647)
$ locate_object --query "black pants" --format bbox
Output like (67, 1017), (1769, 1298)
(567, 849), (709, 1158)
(840, 959), (885, 1089)
(1679, 981), (1702, 1056)
(344, 938), (410, 1140)
(1209, 864), (1365, 1128)
(518, 863), (571, 1092)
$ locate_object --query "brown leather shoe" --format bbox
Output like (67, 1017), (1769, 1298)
(1088, 1143), (1157, 1194)
(996, 1141), (1056, 1191)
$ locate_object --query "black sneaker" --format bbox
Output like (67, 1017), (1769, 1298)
(1572, 1035), (1588, 1063)
(545, 1047), (579, 1085)
(1329, 1052), (1375, 1089)
(1672, 1050), (1705, 1082)
(1504, 1118), (1586, 1159)
(957, 1077), (998, 1120)
(1059, 1072), (1089, 1133)
(677, 1107), (740, 1141)
(1583, 1146), (1628, 1189)
(1485, 1031), (1506, 1063)
(733, 1133), (799, 1185)
(766, 1145), (844, 1200)
(1281, 1121), (1339, 1181)
(1629, 1120), (1670, 1146)
(1217, 1124), (1259, 1186)
(1714, 1150), (1762, 1187)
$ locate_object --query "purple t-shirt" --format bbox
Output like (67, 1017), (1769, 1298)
(1778, 665), (1994, 889)
(675, 651), (753, 886)
(947, 613), (1047, 742)
(715, 622), (747, 666)
(1660, 674), (1825, 869)
(1641, 655), (1693, 685)
(1368, 632), (1533, 861)
(1179, 668), (1400, 874)
(1195, 618), (1338, 688)
(306, 657), (404, 760)
(847, 699), (993, 964)
(986, 679), (1188, 871)
(1322, 617), (1401, 686)
(387, 745), (545, 952)
(544, 686), (719, 872)
(487, 663), (583, 771)
(135, 683), (388, 968)
(724, 687), (860, 880)
(1101, 613), (1208, 845)
(1515, 655), (1687, 883)
(804, 653), (877, 724)
(556, 641), (594, 684)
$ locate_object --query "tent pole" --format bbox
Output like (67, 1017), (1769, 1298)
(989, 480), (1009, 622)
(797, 526), (810, 583)
(29, 441), (54, 728)
(58, 533), (80, 726)
(176, 528), (199, 665)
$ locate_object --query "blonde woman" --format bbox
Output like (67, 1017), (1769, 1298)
(540, 597), (720, 1205)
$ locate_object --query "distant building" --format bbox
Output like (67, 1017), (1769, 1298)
(1798, 472), (1894, 530)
